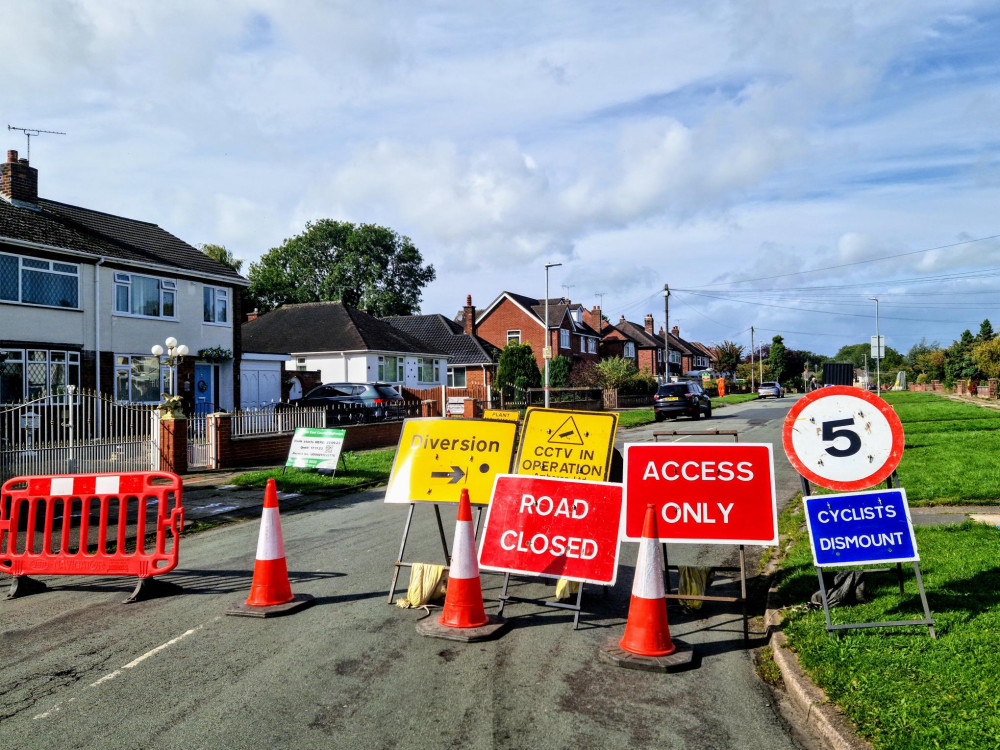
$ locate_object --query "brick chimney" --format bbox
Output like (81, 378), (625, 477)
(644, 314), (655, 334)
(246, 308), (259, 322)
(1, 150), (38, 206)
(671, 325), (679, 337)
(462, 294), (476, 335)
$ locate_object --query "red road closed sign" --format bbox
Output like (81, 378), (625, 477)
(478, 475), (624, 585)
(623, 443), (778, 545)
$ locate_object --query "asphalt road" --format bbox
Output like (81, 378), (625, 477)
(0, 397), (819, 750)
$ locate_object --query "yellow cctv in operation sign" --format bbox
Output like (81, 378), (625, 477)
(384, 418), (517, 505)
(515, 407), (618, 481)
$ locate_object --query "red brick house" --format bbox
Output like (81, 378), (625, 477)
(465, 292), (600, 372)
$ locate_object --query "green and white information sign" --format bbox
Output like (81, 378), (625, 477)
(286, 427), (347, 471)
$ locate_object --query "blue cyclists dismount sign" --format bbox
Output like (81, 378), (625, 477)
(804, 488), (919, 567)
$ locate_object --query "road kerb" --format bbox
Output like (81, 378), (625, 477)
(765, 586), (874, 750)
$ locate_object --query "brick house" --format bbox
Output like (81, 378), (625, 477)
(384, 299), (500, 389)
(465, 292), (600, 372)
(0, 150), (247, 414)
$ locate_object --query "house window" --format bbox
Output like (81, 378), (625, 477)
(114, 355), (163, 403)
(0, 252), (79, 308)
(507, 330), (521, 344)
(448, 368), (467, 387)
(378, 355), (403, 382)
(295, 357), (307, 371)
(657, 349), (664, 363)
(624, 342), (636, 358)
(560, 329), (570, 349)
(0, 348), (80, 402)
(203, 286), (229, 324)
(114, 273), (176, 318)
(587, 338), (597, 354)
(669, 350), (681, 364)
(417, 357), (436, 383)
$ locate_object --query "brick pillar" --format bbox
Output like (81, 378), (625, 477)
(462, 398), (481, 419)
(990, 379), (998, 399)
(158, 417), (188, 474)
(209, 413), (233, 469)
(421, 400), (440, 417)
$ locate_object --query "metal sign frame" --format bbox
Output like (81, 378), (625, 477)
(799, 472), (936, 638)
(651, 429), (751, 643)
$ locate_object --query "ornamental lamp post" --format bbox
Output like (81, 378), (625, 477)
(152, 336), (189, 398)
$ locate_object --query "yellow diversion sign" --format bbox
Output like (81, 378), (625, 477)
(384, 418), (518, 505)
(514, 407), (618, 481)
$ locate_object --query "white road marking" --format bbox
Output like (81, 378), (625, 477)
(33, 618), (218, 720)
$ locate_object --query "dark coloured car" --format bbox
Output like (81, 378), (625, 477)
(295, 382), (405, 423)
(653, 381), (712, 421)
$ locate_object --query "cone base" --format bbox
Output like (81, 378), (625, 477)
(598, 637), (696, 673)
(416, 613), (508, 642)
(226, 593), (315, 618)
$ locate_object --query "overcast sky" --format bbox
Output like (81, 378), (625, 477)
(6, 1), (1000, 357)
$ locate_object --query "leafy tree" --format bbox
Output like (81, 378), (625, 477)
(246, 220), (435, 316)
(199, 243), (243, 273)
(595, 356), (639, 389)
(978, 318), (995, 342)
(832, 343), (905, 370)
(906, 339), (945, 382)
(945, 330), (978, 384)
(548, 355), (572, 388)
(713, 340), (744, 375)
(972, 338), (1000, 379)
(766, 335), (789, 384)
(495, 342), (541, 403)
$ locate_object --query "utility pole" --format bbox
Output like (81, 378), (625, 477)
(662, 284), (670, 382)
(750, 326), (755, 392)
(759, 340), (764, 384)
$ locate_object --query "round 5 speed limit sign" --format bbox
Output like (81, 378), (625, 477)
(782, 386), (904, 491)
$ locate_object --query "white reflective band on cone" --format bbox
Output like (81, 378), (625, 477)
(449, 520), (478, 579)
(255, 508), (287, 561)
(632, 538), (665, 599)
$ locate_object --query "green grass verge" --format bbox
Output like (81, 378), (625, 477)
(229, 449), (395, 493)
(714, 393), (759, 405)
(881, 392), (1000, 505)
(617, 409), (656, 428)
(776, 513), (1000, 749)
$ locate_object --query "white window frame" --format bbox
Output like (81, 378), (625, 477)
(113, 272), (177, 320)
(587, 338), (597, 354)
(0, 251), (80, 309)
(417, 357), (437, 383)
(624, 342), (636, 358)
(114, 354), (166, 404)
(559, 329), (570, 350)
(448, 367), (467, 388)
(1, 348), (80, 402)
(203, 285), (230, 325)
(378, 355), (404, 383)
(506, 330), (521, 344)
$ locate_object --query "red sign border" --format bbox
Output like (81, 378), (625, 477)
(477, 473), (624, 585)
(622, 442), (779, 545)
(782, 386), (905, 492)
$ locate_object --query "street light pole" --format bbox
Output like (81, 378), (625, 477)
(544, 262), (562, 408)
(662, 284), (670, 382)
(871, 297), (881, 392)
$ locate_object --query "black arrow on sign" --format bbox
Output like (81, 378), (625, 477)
(431, 466), (466, 483)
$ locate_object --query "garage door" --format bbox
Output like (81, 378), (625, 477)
(241, 360), (282, 409)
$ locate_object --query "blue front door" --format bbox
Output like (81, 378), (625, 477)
(194, 364), (214, 415)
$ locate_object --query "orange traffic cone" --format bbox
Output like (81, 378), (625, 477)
(599, 504), (694, 671)
(415, 489), (507, 641)
(620, 504), (675, 656)
(226, 479), (314, 618)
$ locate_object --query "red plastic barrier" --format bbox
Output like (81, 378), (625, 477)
(0, 472), (184, 600)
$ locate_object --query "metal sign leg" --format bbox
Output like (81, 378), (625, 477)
(816, 569), (835, 632)
(387, 504), (416, 603)
(497, 572), (511, 617)
(912, 562), (937, 639)
(434, 504), (451, 562)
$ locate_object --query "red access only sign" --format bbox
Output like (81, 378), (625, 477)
(623, 443), (778, 545)
(478, 474), (624, 585)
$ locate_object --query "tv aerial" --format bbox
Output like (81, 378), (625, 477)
(7, 125), (66, 162)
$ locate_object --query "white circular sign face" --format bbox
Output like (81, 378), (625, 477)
(782, 387), (904, 491)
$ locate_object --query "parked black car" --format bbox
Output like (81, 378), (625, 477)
(653, 381), (712, 421)
(294, 382), (406, 423)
